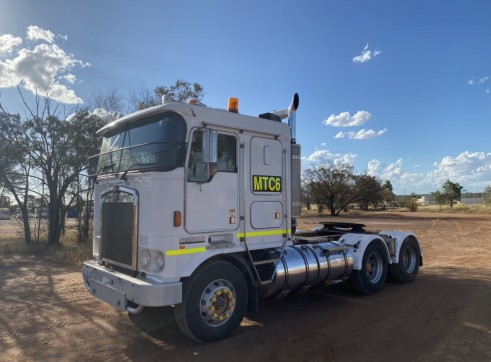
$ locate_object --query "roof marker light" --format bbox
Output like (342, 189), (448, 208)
(227, 98), (239, 113)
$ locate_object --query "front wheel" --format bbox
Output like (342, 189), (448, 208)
(389, 236), (421, 283)
(174, 260), (248, 343)
(351, 242), (388, 295)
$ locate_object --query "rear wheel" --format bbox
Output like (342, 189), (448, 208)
(174, 260), (248, 343)
(351, 242), (388, 295)
(389, 236), (421, 283)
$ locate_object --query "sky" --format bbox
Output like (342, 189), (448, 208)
(0, 0), (490, 195)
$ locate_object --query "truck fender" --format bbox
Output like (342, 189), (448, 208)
(179, 248), (242, 278)
(337, 233), (391, 270)
(378, 231), (422, 265)
(221, 253), (259, 314)
(179, 251), (258, 314)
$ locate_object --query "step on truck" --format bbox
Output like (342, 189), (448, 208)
(82, 94), (422, 343)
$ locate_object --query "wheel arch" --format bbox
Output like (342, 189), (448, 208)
(339, 233), (391, 270)
(378, 231), (423, 266)
(180, 253), (258, 314)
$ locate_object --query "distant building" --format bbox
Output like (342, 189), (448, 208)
(0, 208), (10, 220)
(458, 197), (483, 205)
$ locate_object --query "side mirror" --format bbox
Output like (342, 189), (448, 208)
(202, 129), (218, 164)
(202, 129), (218, 181)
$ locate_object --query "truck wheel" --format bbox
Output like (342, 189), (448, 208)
(389, 236), (420, 283)
(350, 242), (388, 295)
(174, 260), (248, 343)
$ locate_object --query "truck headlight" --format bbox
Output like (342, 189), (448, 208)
(138, 248), (164, 273)
(155, 251), (164, 270)
(139, 249), (151, 269)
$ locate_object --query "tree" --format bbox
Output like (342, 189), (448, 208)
(128, 81), (160, 112)
(0, 90), (104, 245)
(441, 179), (464, 209)
(301, 183), (312, 211)
(356, 175), (383, 211)
(432, 190), (446, 209)
(0, 110), (35, 243)
(303, 165), (359, 216)
(381, 180), (396, 206)
(90, 88), (124, 123)
(408, 193), (420, 212)
(155, 79), (205, 102)
(129, 79), (205, 111)
(483, 186), (491, 207)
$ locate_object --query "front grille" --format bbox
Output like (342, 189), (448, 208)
(100, 186), (138, 270)
(101, 202), (134, 267)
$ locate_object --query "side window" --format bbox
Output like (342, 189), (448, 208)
(188, 130), (237, 182)
(217, 134), (237, 173)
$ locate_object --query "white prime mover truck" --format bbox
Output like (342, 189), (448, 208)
(83, 94), (422, 343)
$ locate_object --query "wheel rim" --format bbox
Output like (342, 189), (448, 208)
(200, 279), (236, 327)
(403, 246), (417, 273)
(365, 251), (384, 283)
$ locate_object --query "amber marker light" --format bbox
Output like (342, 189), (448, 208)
(174, 211), (182, 227)
(227, 98), (239, 113)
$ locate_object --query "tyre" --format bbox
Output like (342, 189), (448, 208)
(389, 236), (421, 283)
(174, 260), (248, 343)
(351, 241), (388, 295)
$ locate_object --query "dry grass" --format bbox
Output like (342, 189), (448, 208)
(302, 203), (491, 216)
(417, 204), (491, 214)
(2, 203), (491, 266)
(0, 221), (92, 265)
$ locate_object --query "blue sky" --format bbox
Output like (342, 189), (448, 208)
(1, 0), (490, 194)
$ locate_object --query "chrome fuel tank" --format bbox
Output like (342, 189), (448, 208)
(257, 242), (353, 299)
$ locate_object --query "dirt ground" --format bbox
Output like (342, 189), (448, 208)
(1, 212), (491, 362)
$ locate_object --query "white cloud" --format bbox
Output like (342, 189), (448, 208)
(62, 73), (77, 84)
(0, 26), (88, 104)
(468, 76), (489, 85)
(303, 149), (491, 194)
(66, 107), (121, 123)
(368, 159), (404, 179)
(302, 149), (357, 170)
(353, 43), (381, 64)
(425, 151), (491, 188)
(91, 107), (121, 122)
(27, 25), (55, 43)
(334, 131), (345, 139)
(0, 34), (22, 54)
(366, 151), (491, 194)
(367, 158), (426, 193)
(345, 128), (387, 140)
(324, 110), (372, 127)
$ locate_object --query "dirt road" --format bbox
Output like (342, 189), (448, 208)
(1, 212), (491, 361)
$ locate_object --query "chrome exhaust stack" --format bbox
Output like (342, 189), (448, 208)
(270, 93), (300, 142)
(268, 94), (302, 218)
(288, 93), (299, 143)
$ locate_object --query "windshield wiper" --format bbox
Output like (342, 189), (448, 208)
(120, 162), (157, 180)
(99, 163), (116, 173)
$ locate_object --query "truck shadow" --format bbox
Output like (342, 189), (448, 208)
(1, 256), (490, 362)
(123, 268), (491, 361)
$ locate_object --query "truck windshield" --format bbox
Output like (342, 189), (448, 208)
(93, 112), (187, 176)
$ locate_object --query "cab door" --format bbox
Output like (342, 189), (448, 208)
(249, 137), (285, 231)
(185, 129), (239, 233)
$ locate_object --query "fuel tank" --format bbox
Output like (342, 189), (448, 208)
(257, 242), (353, 299)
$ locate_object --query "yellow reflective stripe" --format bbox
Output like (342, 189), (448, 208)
(166, 247), (206, 256)
(237, 229), (290, 238)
